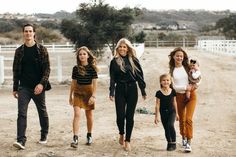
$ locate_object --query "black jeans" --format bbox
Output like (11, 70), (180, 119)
(17, 87), (49, 143)
(115, 82), (138, 142)
(160, 109), (176, 143)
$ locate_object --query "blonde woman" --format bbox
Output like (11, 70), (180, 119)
(69, 46), (98, 148)
(109, 38), (146, 151)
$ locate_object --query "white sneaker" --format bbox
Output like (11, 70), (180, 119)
(39, 140), (47, 144)
(39, 136), (47, 144)
(86, 136), (92, 145)
(71, 135), (79, 148)
(71, 139), (78, 148)
(13, 141), (25, 150)
(184, 143), (192, 152)
(182, 139), (187, 147)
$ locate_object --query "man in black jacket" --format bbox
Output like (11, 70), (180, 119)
(12, 23), (51, 150)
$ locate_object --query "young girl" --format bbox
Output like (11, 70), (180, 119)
(69, 46), (98, 148)
(154, 74), (179, 151)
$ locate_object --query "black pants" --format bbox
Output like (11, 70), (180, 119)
(115, 82), (138, 142)
(160, 109), (176, 143)
(17, 87), (49, 143)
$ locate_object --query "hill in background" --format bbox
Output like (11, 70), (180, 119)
(32, 9), (232, 32)
(135, 9), (231, 31)
(0, 9), (233, 44)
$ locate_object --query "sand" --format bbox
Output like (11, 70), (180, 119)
(0, 47), (235, 157)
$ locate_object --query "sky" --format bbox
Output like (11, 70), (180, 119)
(0, 0), (235, 14)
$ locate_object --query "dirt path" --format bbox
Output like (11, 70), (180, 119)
(0, 47), (235, 157)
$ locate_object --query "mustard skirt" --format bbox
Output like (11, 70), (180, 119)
(73, 84), (95, 110)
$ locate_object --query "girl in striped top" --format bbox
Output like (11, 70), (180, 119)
(69, 46), (98, 148)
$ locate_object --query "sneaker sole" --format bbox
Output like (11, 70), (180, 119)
(13, 142), (25, 150)
(39, 141), (47, 144)
(184, 149), (192, 153)
(71, 143), (78, 148)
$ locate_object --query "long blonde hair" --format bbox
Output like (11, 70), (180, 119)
(76, 46), (98, 75)
(113, 38), (139, 74)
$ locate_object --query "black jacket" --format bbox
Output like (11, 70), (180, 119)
(109, 56), (146, 96)
(12, 43), (51, 91)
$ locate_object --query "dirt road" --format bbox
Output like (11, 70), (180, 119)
(0, 47), (235, 157)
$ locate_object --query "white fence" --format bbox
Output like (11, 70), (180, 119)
(134, 43), (145, 58)
(145, 40), (196, 47)
(197, 40), (236, 56)
(0, 54), (71, 85)
(0, 56), (4, 84)
(0, 42), (74, 53)
(0, 43), (145, 85)
(0, 43), (75, 85)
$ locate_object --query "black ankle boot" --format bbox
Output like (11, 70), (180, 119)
(71, 135), (78, 148)
(171, 143), (176, 150)
(167, 143), (171, 151)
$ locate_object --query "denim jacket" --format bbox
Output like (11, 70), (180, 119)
(13, 43), (51, 91)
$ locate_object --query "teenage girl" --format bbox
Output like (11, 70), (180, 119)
(69, 46), (98, 148)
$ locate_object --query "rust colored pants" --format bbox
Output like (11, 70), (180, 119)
(176, 91), (197, 140)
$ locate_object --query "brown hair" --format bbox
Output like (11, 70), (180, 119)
(23, 23), (36, 32)
(159, 73), (173, 89)
(76, 46), (98, 75)
(168, 47), (189, 76)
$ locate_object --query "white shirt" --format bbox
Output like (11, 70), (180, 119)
(191, 70), (201, 79)
(172, 66), (189, 93)
(191, 70), (201, 86)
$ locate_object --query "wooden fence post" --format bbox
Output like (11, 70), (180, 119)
(52, 43), (55, 53)
(57, 56), (62, 82)
(0, 56), (4, 84)
(183, 37), (186, 48)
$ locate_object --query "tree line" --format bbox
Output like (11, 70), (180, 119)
(0, 2), (236, 55)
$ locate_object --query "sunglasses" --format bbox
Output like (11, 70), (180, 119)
(190, 59), (197, 64)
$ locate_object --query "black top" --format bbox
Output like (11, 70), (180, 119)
(72, 65), (98, 85)
(109, 55), (146, 96)
(155, 89), (176, 111)
(13, 43), (51, 91)
(20, 44), (41, 89)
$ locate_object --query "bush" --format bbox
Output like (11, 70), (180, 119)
(36, 27), (62, 43)
(0, 20), (15, 33)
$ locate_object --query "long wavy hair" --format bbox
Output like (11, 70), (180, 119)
(113, 38), (139, 74)
(168, 47), (189, 76)
(76, 46), (98, 76)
